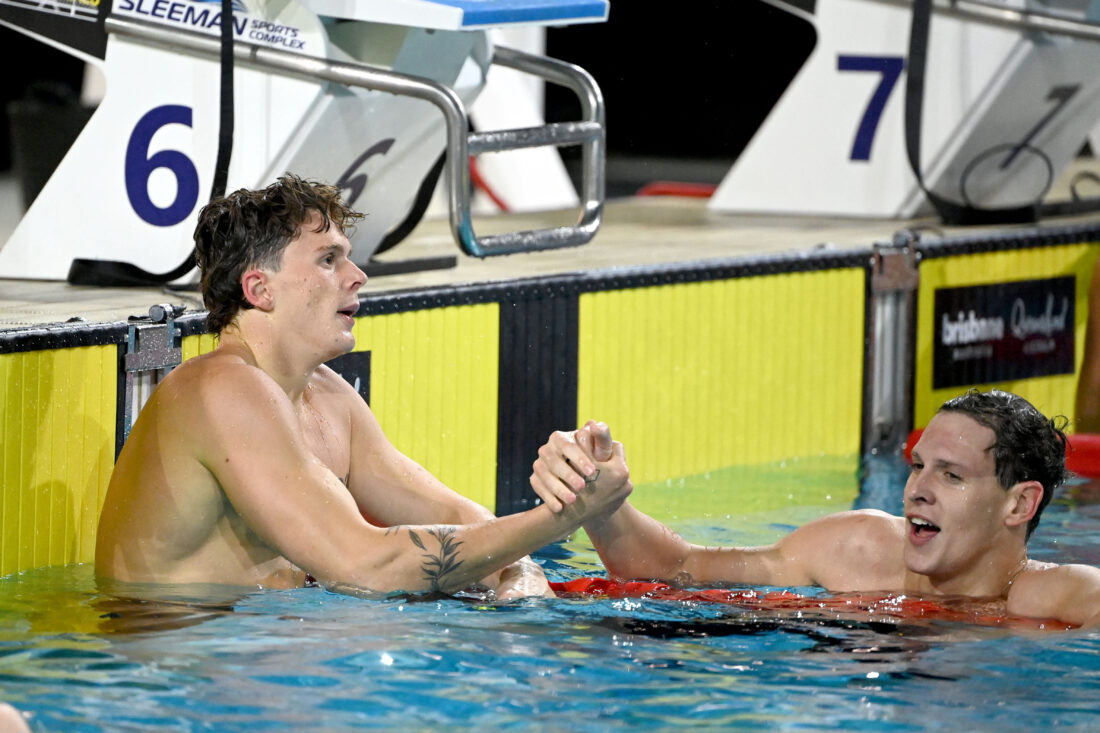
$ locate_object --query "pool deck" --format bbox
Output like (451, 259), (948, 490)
(2, 162), (1099, 332)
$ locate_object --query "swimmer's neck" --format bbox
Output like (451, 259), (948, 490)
(905, 552), (1030, 599)
(218, 322), (323, 400)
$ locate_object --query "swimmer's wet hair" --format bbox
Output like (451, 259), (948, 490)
(193, 173), (364, 334)
(938, 388), (1069, 539)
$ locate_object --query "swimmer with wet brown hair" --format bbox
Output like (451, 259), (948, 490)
(96, 174), (632, 599)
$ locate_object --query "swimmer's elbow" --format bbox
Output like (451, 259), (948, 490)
(1081, 608), (1100, 629)
(603, 554), (672, 583)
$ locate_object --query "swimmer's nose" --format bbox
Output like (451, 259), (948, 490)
(348, 260), (367, 289)
(905, 469), (934, 505)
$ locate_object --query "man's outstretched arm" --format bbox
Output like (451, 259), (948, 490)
(200, 368), (632, 595)
(528, 421), (782, 585)
(531, 421), (883, 589)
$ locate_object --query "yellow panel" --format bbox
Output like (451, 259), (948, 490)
(353, 305), (500, 510)
(181, 332), (218, 361)
(578, 269), (866, 486)
(0, 345), (118, 575)
(913, 244), (1099, 428)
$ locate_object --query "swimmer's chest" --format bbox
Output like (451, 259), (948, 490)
(297, 401), (351, 484)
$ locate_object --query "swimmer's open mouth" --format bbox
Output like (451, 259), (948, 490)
(909, 517), (941, 538)
(338, 305), (359, 318)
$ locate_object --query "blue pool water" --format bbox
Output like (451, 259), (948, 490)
(1, 454), (1098, 731)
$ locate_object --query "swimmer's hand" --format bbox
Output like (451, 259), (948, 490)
(529, 420), (631, 513)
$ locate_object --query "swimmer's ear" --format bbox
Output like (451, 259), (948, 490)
(241, 269), (273, 311)
(1005, 481), (1044, 528)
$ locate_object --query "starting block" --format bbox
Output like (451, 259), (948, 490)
(0, 0), (609, 283)
(709, 0), (1100, 220)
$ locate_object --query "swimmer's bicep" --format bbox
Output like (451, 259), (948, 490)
(734, 512), (888, 589)
(780, 510), (900, 590)
(193, 373), (378, 570)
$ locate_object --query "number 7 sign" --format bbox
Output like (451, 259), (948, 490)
(710, 0), (1100, 220)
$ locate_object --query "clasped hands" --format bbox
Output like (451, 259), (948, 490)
(530, 419), (632, 516)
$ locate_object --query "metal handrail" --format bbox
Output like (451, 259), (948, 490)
(872, 0), (1100, 41)
(463, 46), (604, 256)
(950, 0), (1100, 40)
(104, 14), (605, 257)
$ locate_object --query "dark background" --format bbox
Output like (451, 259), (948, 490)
(0, 1), (817, 197)
(545, 1), (815, 194)
(0, 27), (85, 172)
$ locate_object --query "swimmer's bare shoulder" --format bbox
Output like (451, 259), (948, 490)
(96, 349), (310, 584)
(136, 347), (288, 468)
(775, 509), (906, 590)
(1006, 561), (1100, 628)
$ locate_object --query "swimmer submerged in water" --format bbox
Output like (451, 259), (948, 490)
(531, 390), (1100, 629)
(95, 174), (632, 599)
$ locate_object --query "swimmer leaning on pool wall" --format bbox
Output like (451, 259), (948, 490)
(531, 390), (1100, 628)
(95, 173), (633, 598)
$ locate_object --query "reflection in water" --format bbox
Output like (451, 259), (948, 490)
(92, 596), (239, 635)
(0, 566), (247, 636)
(92, 576), (250, 634)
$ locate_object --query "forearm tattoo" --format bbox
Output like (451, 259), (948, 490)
(388, 525), (466, 592)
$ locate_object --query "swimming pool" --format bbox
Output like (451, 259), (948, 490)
(1, 454), (1097, 731)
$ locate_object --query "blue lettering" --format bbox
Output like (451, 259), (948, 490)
(181, 5), (211, 27)
(124, 0), (248, 36)
(208, 11), (247, 35)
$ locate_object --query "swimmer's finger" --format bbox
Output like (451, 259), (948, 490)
(541, 430), (596, 489)
(529, 460), (573, 512)
(576, 421), (614, 464)
(587, 438), (630, 492)
(588, 421), (614, 462)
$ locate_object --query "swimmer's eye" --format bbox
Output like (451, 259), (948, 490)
(909, 462), (923, 473)
(945, 471), (963, 482)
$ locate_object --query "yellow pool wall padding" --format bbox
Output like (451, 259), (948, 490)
(577, 269), (867, 489)
(0, 346), (117, 576)
(352, 305), (500, 511)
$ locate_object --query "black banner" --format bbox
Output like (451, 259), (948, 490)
(0, 1), (107, 61)
(933, 277), (1075, 389)
(326, 350), (371, 405)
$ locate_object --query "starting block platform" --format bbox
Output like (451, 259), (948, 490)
(301, 0), (609, 28)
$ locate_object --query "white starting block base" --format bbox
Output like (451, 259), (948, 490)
(710, 0), (1100, 219)
(0, 0), (608, 281)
